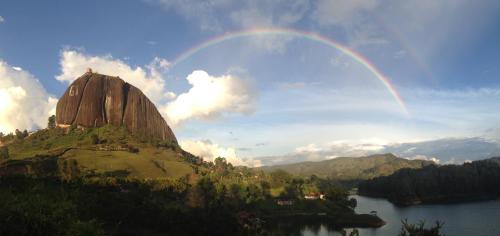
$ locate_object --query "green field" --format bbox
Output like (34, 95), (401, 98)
(1, 125), (197, 179)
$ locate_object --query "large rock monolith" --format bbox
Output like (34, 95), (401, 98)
(56, 72), (177, 143)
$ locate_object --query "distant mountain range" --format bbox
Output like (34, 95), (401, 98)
(256, 153), (434, 181)
(254, 137), (500, 166)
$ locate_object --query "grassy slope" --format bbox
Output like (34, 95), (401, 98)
(2, 126), (195, 179)
(257, 153), (434, 180)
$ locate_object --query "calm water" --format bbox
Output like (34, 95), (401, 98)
(297, 195), (500, 236)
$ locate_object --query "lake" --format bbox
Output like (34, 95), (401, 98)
(296, 195), (500, 236)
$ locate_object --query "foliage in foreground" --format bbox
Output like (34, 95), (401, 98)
(398, 219), (444, 236)
(0, 125), (362, 235)
(0, 158), (354, 235)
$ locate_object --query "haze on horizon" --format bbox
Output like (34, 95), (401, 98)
(1, 0), (500, 166)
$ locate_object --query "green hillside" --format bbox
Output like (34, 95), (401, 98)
(257, 153), (434, 181)
(0, 125), (385, 235)
(0, 125), (198, 179)
(358, 157), (500, 205)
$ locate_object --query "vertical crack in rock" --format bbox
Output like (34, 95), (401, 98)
(122, 83), (130, 126)
(55, 73), (91, 125)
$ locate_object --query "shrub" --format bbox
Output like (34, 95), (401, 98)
(127, 145), (140, 153)
(15, 129), (28, 139)
(398, 219), (444, 236)
(90, 134), (99, 145)
(47, 115), (56, 129)
(0, 146), (9, 160)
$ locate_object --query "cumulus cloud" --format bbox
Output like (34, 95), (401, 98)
(163, 70), (256, 125)
(180, 139), (262, 167)
(57, 50), (255, 126)
(0, 16), (4, 23)
(0, 60), (57, 133)
(57, 49), (171, 104)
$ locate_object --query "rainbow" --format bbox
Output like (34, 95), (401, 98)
(171, 27), (409, 115)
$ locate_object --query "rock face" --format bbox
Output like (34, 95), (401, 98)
(56, 72), (177, 143)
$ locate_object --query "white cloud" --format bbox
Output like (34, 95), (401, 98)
(148, 0), (308, 52)
(257, 139), (388, 165)
(295, 143), (322, 153)
(163, 70), (256, 125)
(57, 49), (170, 104)
(0, 60), (57, 133)
(0, 16), (4, 23)
(57, 50), (254, 126)
(146, 0), (230, 31)
(257, 137), (500, 166)
(312, 0), (379, 27)
(149, 0), (308, 31)
(384, 137), (500, 164)
(180, 139), (262, 167)
(403, 155), (440, 164)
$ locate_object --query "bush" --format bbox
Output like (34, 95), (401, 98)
(0, 146), (9, 160)
(44, 143), (53, 150)
(15, 129), (28, 139)
(47, 115), (56, 129)
(398, 219), (444, 236)
(156, 141), (178, 151)
(90, 134), (99, 145)
(127, 145), (139, 153)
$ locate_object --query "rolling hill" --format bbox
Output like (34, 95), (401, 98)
(0, 124), (199, 180)
(257, 153), (434, 181)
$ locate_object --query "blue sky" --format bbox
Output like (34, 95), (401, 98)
(1, 0), (500, 166)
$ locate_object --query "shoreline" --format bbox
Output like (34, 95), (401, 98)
(357, 192), (500, 206)
(262, 212), (386, 228)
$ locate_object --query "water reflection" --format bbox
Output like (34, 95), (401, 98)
(353, 195), (500, 236)
(267, 195), (500, 236)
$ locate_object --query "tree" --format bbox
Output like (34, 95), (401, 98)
(398, 219), (444, 236)
(196, 177), (217, 208)
(281, 183), (301, 199)
(245, 184), (263, 203)
(270, 169), (292, 186)
(260, 181), (271, 198)
(15, 129), (28, 139)
(15, 129), (22, 139)
(47, 115), (56, 129)
(0, 146), (9, 160)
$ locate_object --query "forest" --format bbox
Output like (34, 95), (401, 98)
(0, 161), (377, 235)
(0, 124), (383, 235)
(358, 158), (500, 205)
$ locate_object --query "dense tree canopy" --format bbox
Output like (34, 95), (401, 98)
(359, 158), (500, 205)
